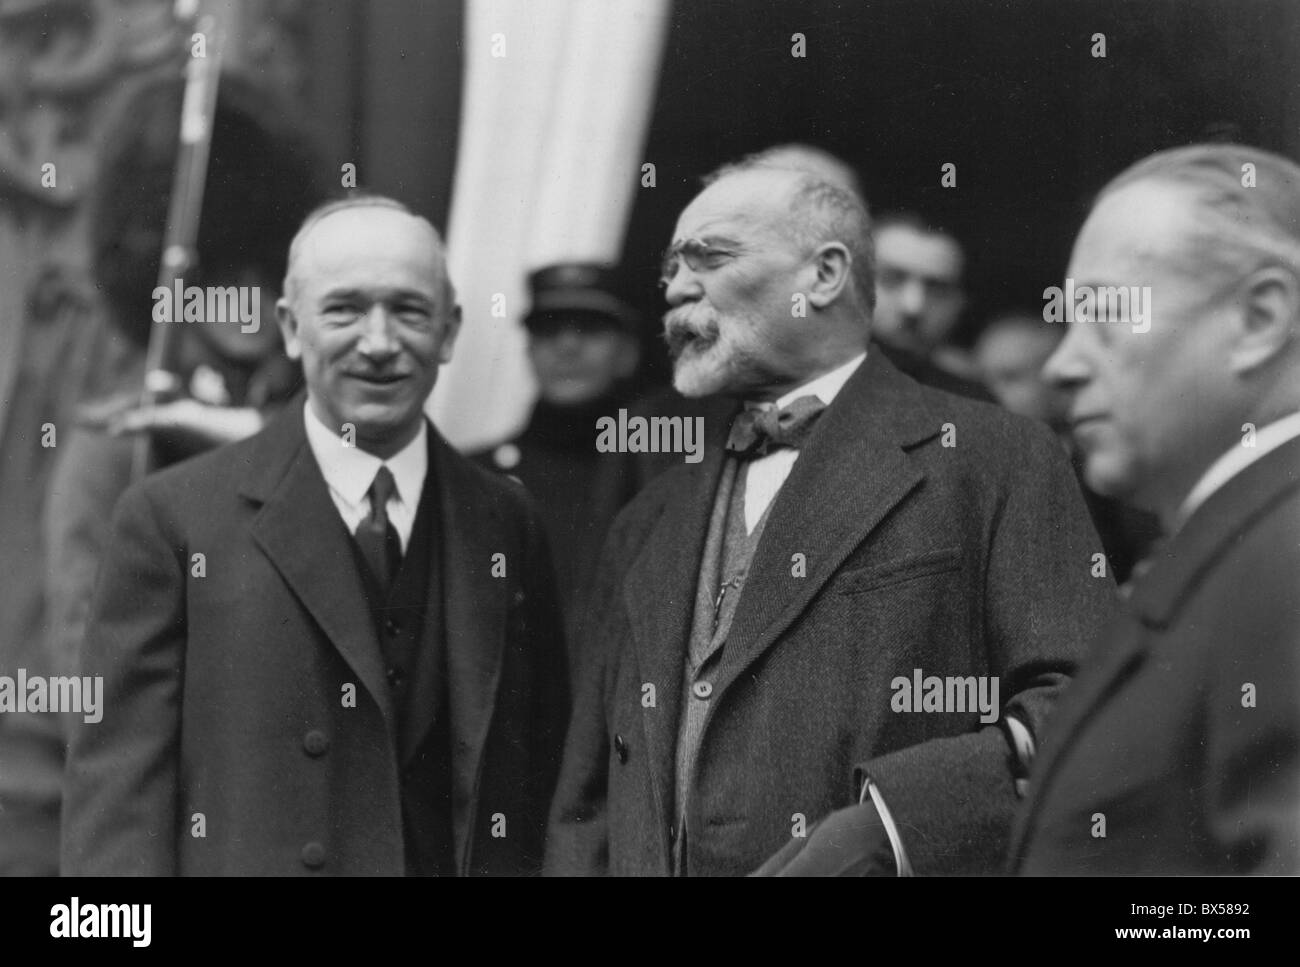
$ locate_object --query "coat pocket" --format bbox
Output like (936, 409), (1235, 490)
(837, 546), (963, 595)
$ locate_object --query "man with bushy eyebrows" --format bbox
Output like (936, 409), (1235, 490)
(546, 156), (1114, 877)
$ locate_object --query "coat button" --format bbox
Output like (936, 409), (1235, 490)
(384, 618), (400, 636)
(613, 733), (628, 764)
(303, 729), (329, 757)
(386, 666), (404, 688)
(692, 681), (713, 700)
(301, 842), (326, 869)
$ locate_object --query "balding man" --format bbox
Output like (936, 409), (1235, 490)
(1012, 144), (1300, 874)
(62, 196), (568, 875)
(545, 159), (1113, 876)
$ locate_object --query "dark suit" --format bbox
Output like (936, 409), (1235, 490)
(874, 339), (996, 403)
(1012, 436), (1300, 874)
(472, 395), (641, 684)
(546, 351), (1116, 876)
(62, 399), (568, 875)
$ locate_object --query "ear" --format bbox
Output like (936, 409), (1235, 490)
(1229, 266), (1300, 375)
(438, 303), (463, 364)
(276, 298), (302, 360)
(806, 242), (852, 309)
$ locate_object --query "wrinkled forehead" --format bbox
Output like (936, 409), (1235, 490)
(673, 170), (796, 243)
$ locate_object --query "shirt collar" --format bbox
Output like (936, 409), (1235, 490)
(765, 350), (868, 410)
(303, 401), (428, 509)
(1176, 409), (1300, 529)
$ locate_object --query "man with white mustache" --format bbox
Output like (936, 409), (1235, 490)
(546, 156), (1115, 876)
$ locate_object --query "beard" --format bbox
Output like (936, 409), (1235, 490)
(664, 305), (730, 397)
(663, 304), (766, 398)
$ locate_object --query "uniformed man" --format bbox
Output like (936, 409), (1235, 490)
(475, 263), (643, 676)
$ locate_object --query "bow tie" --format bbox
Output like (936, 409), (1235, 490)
(725, 395), (827, 459)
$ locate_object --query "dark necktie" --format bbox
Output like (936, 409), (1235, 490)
(725, 395), (827, 459)
(355, 465), (402, 591)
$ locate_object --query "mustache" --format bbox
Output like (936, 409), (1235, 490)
(662, 306), (719, 356)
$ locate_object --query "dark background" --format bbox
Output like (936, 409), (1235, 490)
(300, 0), (1299, 381)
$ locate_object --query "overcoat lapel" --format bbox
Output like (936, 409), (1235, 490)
(244, 404), (525, 871)
(245, 401), (395, 733)
(712, 352), (940, 702)
(433, 433), (510, 874)
(619, 355), (946, 827)
(1010, 435), (1300, 862)
(622, 395), (736, 828)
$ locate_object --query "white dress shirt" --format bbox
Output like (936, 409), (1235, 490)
(1176, 409), (1300, 531)
(740, 351), (867, 533)
(303, 403), (428, 552)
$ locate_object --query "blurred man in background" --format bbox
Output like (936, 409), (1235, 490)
(873, 213), (965, 356)
(1013, 143), (1300, 874)
(476, 263), (643, 678)
(872, 213), (991, 400)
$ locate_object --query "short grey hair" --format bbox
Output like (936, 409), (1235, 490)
(704, 149), (876, 311)
(1096, 143), (1300, 286)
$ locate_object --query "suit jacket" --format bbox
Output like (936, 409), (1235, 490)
(1011, 436), (1300, 874)
(471, 395), (642, 685)
(61, 399), (568, 875)
(545, 351), (1117, 876)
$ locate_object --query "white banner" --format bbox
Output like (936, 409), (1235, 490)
(431, 0), (672, 451)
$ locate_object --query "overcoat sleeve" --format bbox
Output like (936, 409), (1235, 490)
(854, 427), (1118, 873)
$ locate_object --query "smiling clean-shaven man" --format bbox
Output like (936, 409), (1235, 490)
(63, 195), (568, 876)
